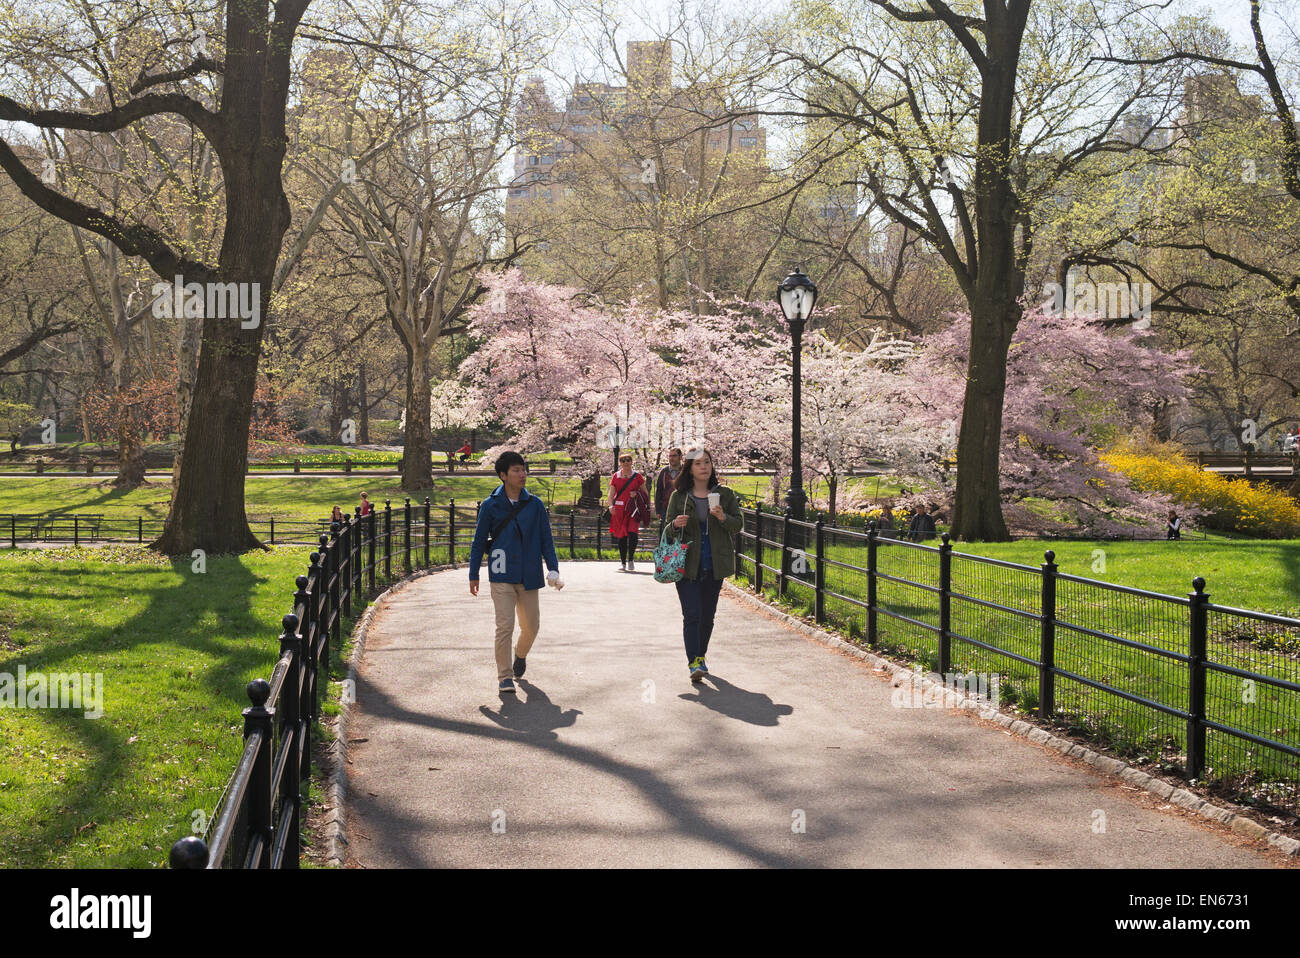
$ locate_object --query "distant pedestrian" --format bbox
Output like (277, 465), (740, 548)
(456, 442), (473, 462)
(330, 505), (344, 531)
(908, 503), (938, 542)
(1166, 510), (1182, 540)
(665, 445), (744, 683)
(655, 447), (685, 533)
(359, 492), (373, 516)
(468, 451), (562, 694)
(608, 454), (648, 571)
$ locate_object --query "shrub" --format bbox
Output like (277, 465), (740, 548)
(1101, 443), (1300, 538)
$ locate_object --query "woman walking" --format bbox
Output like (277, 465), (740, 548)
(665, 446), (743, 682)
(608, 454), (646, 571)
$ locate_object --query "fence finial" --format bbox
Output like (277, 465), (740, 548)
(246, 678), (271, 708)
(1192, 576), (1206, 594)
(169, 835), (209, 869)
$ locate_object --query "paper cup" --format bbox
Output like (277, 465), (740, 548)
(708, 492), (721, 510)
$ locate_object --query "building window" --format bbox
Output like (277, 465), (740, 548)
(529, 156), (539, 165)
(739, 136), (757, 149)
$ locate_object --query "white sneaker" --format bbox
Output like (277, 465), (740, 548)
(628, 560), (636, 572)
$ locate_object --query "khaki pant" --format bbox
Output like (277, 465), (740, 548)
(489, 581), (540, 680)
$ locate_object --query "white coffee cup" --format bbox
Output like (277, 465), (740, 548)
(708, 492), (721, 511)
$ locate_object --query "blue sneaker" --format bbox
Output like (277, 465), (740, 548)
(513, 655), (526, 678)
(698, 657), (708, 674)
(499, 678), (516, 694)
(689, 658), (705, 683)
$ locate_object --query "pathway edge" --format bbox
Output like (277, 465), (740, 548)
(322, 563), (457, 867)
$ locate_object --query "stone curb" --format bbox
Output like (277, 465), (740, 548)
(721, 580), (1300, 858)
(321, 563), (457, 868)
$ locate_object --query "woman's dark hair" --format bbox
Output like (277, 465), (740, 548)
(675, 450), (720, 493)
(494, 450), (527, 477)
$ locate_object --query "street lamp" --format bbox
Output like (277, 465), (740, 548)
(777, 266), (818, 521)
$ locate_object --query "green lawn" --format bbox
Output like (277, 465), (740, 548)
(0, 476), (579, 522)
(0, 547), (317, 867)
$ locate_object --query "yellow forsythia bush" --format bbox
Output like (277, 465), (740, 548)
(1101, 445), (1300, 538)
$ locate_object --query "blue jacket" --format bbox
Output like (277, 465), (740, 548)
(468, 484), (560, 589)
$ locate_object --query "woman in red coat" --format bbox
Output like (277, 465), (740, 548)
(608, 454), (646, 571)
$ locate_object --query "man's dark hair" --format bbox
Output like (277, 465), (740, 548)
(495, 450), (527, 478)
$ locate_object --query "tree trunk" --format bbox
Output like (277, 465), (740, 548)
(951, 299), (1016, 541)
(828, 473), (838, 520)
(401, 338), (433, 489)
(358, 363), (370, 444)
(114, 416), (147, 488)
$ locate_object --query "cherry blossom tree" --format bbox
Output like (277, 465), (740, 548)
(907, 305), (1198, 536)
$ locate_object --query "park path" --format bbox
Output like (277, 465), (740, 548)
(344, 562), (1277, 868)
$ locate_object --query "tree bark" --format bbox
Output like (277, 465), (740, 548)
(951, 299), (1016, 541)
(358, 363), (370, 444)
(400, 336), (433, 489)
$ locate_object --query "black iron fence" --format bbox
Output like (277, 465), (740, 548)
(736, 505), (1300, 815)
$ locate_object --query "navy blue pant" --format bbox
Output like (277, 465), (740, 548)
(676, 569), (723, 662)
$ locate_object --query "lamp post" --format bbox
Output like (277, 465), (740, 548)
(777, 267), (818, 522)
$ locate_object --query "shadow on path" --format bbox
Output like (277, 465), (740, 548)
(354, 678), (802, 867)
(477, 680), (582, 739)
(678, 674), (794, 727)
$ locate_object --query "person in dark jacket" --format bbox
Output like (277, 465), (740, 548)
(908, 504), (938, 542)
(1166, 510), (1182, 540)
(468, 451), (562, 694)
(654, 447), (685, 533)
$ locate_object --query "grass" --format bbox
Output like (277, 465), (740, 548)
(0, 546), (314, 867)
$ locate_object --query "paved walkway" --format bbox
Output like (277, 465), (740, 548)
(344, 562), (1278, 868)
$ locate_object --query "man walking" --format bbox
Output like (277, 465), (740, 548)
(468, 451), (561, 694)
(655, 447), (685, 535)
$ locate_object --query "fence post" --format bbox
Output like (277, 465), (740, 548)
(384, 499), (392, 581)
(814, 514), (825, 624)
(138, 515), (143, 544)
(367, 510), (377, 592)
(938, 533), (952, 675)
(10, 514), (15, 549)
(867, 520), (878, 647)
(294, 574), (313, 779)
(353, 508), (363, 598)
(341, 516), (352, 619)
(1040, 550), (1057, 718)
(278, 613), (302, 868)
(270, 516), (275, 545)
(754, 503), (764, 592)
(569, 511), (576, 559)
(305, 556), (321, 722)
(424, 496), (431, 567)
(242, 678), (274, 869)
(596, 511), (602, 560)
(404, 497), (412, 572)
(1188, 576), (1209, 779)
(448, 499), (456, 563)
(778, 508), (792, 597)
(74, 515), (79, 547)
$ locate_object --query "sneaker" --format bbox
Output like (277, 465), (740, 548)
(499, 678), (516, 694)
(513, 655), (526, 678)
(698, 656), (708, 673)
(689, 658), (705, 683)
(628, 560), (636, 572)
